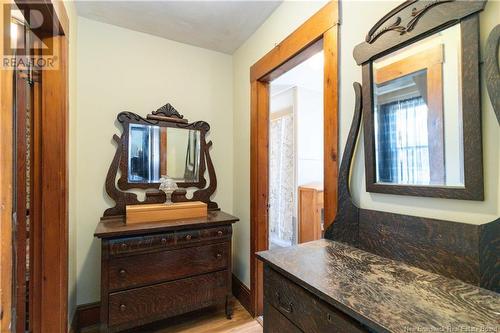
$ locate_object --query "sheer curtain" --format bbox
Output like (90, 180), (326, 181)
(269, 113), (295, 248)
(376, 96), (430, 185)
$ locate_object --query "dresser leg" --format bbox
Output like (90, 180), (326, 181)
(99, 323), (110, 333)
(225, 295), (233, 319)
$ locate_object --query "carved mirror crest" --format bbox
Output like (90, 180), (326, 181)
(354, 0), (486, 200)
(103, 103), (218, 217)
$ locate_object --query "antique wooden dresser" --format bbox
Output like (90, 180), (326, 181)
(95, 103), (239, 332)
(95, 211), (238, 332)
(255, 1), (500, 330)
(258, 240), (500, 333)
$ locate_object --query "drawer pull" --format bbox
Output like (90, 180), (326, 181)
(217, 230), (223, 236)
(119, 304), (127, 312)
(216, 253), (222, 259)
(275, 292), (293, 314)
(185, 235), (192, 241)
(119, 269), (127, 276)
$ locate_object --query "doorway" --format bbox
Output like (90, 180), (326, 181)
(268, 51), (324, 250)
(250, 1), (338, 317)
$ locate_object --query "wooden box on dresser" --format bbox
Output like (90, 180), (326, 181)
(95, 210), (238, 332)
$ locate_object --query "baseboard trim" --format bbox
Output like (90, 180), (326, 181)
(232, 274), (251, 315)
(69, 312), (77, 333)
(74, 301), (100, 331)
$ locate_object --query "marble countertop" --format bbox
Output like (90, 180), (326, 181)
(257, 239), (500, 333)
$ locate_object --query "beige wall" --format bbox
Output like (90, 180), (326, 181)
(63, 0), (78, 325)
(232, 0), (328, 287)
(75, 17), (234, 305)
(232, 0), (499, 287)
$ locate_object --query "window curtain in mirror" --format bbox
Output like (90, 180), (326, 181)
(184, 130), (200, 181)
(376, 96), (430, 184)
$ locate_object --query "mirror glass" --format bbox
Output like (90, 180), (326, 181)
(372, 24), (464, 187)
(127, 124), (201, 183)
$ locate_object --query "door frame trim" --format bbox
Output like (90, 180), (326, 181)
(0, 2), (14, 330)
(250, 0), (339, 316)
(0, 1), (70, 331)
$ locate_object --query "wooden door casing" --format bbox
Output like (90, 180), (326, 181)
(0, 1), (71, 331)
(250, 0), (339, 316)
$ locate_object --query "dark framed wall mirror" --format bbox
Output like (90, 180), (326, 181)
(354, 0), (486, 200)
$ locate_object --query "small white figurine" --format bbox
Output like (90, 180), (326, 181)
(159, 175), (178, 204)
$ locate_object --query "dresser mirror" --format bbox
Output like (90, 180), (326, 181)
(354, 0), (485, 200)
(128, 124), (201, 183)
(103, 103), (218, 217)
(372, 24), (464, 187)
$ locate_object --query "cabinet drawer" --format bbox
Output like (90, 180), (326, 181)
(108, 270), (228, 328)
(108, 232), (175, 257)
(108, 242), (229, 291)
(107, 226), (232, 257)
(264, 302), (302, 333)
(176, 225), (231, 245)
(265, 266), (367, 333)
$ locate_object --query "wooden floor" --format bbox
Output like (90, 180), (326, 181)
(83, 301), (262, 333)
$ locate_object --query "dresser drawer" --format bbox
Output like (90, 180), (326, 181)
(108, 242), (229, 291)
(108, 232), (175, 257)
(265, 266), (367, 333)
(264, 301), (302, 333)
(108, 270), (228, 328)
(107, 225), (232, 257)
(176, 225), (231, 245)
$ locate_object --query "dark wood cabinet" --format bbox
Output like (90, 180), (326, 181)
(264, 301), (302, 333)
(263, 265), (367, 333)
(95, 211), (238, 332)
(258, 240), (500, 333)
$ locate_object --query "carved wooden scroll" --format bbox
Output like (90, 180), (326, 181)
(485, 25), (500, 125)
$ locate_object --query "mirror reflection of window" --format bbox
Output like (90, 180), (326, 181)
(375, 71), (431, 185)
(129, 124), (160, 182)
(372, 23), (464, 187)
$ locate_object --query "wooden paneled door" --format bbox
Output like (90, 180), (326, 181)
(250, 0), (339, 317)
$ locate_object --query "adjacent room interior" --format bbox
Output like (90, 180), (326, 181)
(268, 50), (324, 250)
(0, 1), (499, 333)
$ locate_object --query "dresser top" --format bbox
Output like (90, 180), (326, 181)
(95, 210), (238, 238)
(257, 239), (500, 333)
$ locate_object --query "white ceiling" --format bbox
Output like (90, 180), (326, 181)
(75, 1), (282, 54)
(271, 50), (324, 95)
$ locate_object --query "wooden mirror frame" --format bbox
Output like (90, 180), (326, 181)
(103, 103), (218, 217)
(353, 0), (486, 200)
